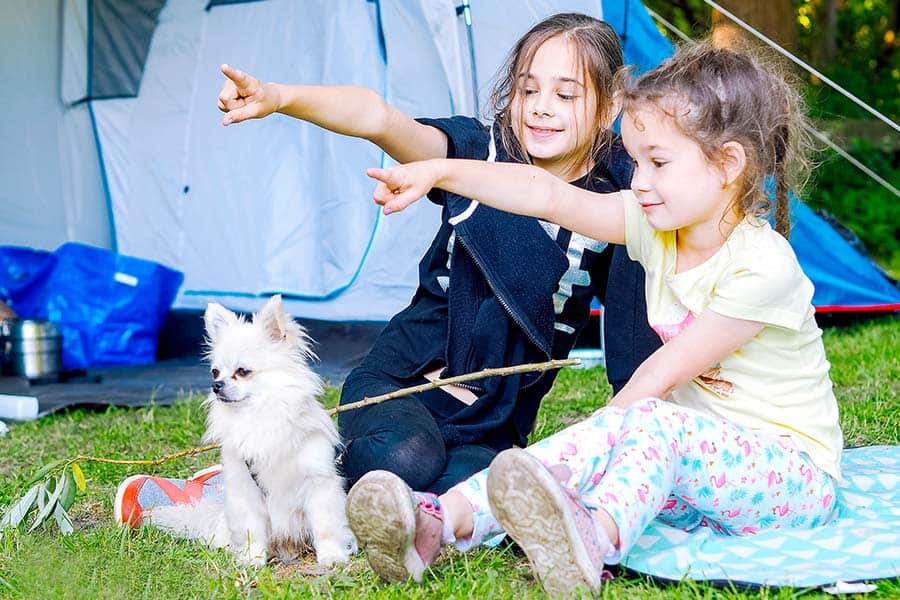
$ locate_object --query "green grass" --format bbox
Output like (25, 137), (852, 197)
(0, 315), (898, 599)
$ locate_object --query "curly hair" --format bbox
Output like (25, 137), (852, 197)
(621, 40), (813, 238)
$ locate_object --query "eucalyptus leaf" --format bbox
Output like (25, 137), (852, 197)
(52, 503), (74, 536)
(60, 469), (77, 511)
(0, 485), (40, 530)
(71, 462), (86, 492)
(24, 459), (65, 488)
(28, 475), (66, 533)
(35, 484), (47, 515)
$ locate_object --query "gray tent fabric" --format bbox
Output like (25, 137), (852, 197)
(0, 0), (109, 251)
(3, 0), (896, 326)
(80, 0), (612, 321)
(61, 0), (90, 105)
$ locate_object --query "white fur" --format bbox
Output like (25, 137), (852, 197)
(149, 295), (357, 567)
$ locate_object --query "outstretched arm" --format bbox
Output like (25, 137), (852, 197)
(217, 64), (447, 163)
(609, 310), (765, 409)
(367, 159), (627, 244)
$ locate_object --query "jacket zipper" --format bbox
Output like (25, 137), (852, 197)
(453, 234), (551, 390)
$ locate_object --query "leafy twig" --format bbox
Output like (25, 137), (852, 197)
(0, 358), (579, 537)
(0, 447), (221, 539)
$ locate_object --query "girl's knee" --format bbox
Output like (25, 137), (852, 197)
(621, 397), (689, 439)
(341, 428), (446, 490)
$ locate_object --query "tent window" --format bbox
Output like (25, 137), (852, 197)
(90, 0), (166, 99)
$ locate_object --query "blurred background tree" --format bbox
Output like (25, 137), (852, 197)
(642, 0), (900, 276)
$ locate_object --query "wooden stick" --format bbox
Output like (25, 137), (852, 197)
(327, 357), (580, 416)
(61, 358), (580, 468)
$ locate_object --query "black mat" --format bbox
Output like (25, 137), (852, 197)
(0, 311), (386, 418)
(0, 359), (210, 416)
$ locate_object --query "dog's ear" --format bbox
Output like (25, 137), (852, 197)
(204, 302), (237, 344)
(257, 294), (289, 343)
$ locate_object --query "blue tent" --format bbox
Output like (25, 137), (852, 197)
(2, 0), (897, 323)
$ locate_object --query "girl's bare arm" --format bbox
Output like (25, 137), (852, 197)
(609, 310), (765, 409)
(368, 159), (626, 244)
(218, 64), (447, 163)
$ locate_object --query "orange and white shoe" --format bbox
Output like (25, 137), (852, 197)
(114, 465), (223, 528)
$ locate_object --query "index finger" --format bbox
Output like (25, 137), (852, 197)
(365, 167), (391, 184)
(220, 64), (252, 89)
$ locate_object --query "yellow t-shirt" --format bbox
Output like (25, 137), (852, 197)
(623, 191), (843, 481)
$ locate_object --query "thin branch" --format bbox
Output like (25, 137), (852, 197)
(328, 358), (581, 415)
(71, 444), (221, 467)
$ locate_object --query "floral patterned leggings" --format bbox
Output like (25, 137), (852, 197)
(451, 397), (838, 563)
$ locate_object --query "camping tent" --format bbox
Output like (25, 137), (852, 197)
(2, 0), (898, 324)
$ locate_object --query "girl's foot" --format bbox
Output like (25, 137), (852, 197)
(487, 448), (609, 597)
(345, 470), (444, 582)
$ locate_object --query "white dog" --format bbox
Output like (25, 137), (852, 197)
(150, 295), (356, 567)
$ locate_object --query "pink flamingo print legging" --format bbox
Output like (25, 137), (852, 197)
(451, 397), (838, 563)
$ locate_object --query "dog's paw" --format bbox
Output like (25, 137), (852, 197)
(314, 538), (355, 567)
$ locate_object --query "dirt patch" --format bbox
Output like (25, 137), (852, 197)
(70, 500), (107, 529)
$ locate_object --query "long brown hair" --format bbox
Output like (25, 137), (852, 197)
(489, 13), (623, 174)
(621, 41), (813, 238)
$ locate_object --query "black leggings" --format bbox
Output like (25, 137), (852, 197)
(337, 367), (507, 494)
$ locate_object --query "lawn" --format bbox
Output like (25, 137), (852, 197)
(0, 315), (897, 599)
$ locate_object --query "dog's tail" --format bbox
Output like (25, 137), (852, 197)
(146, 498), (230, 548)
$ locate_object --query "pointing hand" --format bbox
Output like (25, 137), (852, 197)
(217, 64), (280, 126)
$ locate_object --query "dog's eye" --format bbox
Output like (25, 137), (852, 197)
(211, 368), (220, 379)
(235, 367), (252, 378)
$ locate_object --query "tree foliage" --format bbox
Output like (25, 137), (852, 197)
(643, 0), (900, 273)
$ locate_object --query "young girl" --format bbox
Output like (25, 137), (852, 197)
(359, 42), (843, 595)
(115, 11), (662, 562)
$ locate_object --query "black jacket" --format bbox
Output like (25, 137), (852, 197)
(360, 116), (659, 448)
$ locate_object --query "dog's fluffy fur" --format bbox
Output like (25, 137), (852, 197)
(149, 295), (356, 566)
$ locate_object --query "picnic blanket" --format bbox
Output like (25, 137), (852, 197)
(622, 446), (900, 588)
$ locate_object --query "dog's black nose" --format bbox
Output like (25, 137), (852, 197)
(212, 380), (225, 393)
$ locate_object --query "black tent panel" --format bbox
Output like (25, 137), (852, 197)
(90, 0), (166, 99)
(206, 0), (268, 10)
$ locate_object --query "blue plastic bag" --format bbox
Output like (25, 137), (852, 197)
(0, 246), (57, 304)
(9, 243), (183, 369)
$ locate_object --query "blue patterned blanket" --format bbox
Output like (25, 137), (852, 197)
(622, 446), (900, 587)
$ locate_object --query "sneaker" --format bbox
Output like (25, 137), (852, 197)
(345, 470), (443, 582)
(487, 449), (609, 597)
(113, 464), (223, 528)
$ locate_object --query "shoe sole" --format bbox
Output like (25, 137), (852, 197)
(487, 449), (602, 597)
(190, 464), (222, 481)
(345, 470), (425, 582)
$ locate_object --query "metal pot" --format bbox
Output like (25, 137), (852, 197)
(1, 319), (63, 380)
